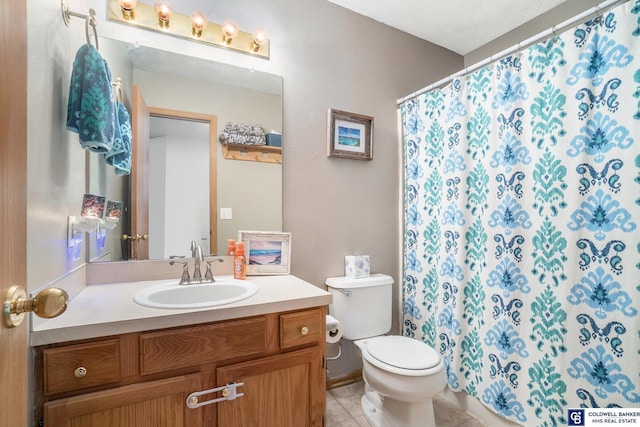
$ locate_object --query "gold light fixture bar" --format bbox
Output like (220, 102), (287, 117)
(107, 0), (270, 59)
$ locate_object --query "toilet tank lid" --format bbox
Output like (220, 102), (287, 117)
(325, 274), (393, 289)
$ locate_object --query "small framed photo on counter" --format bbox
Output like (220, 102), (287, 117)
(327, 109), (373, 160)
(238, 231), (292, 275)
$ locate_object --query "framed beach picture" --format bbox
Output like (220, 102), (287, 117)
(238, 231), (292, 275)
(327, 109), (373, 160)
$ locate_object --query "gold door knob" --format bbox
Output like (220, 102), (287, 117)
(122, 233), (149, 241)
(4, 286), (69, 328)
(300, 326), (309, 335)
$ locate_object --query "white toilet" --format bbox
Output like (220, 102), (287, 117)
(326, 274), (446, 427)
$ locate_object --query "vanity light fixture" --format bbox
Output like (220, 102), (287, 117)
(117, 0), (136, 20)
(106, 0), (270, 59)
(154, 1), (172, 29)
(251, 28), (268, 52)
(221, 20), (239, 45)
(191, 11), (207, 37)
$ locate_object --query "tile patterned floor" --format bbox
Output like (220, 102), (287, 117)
(325, 381), (488, 427)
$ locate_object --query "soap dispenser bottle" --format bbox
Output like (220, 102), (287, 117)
(233, 242), (246, 280)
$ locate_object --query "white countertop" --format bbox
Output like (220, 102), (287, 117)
(31, 275), (332, 346)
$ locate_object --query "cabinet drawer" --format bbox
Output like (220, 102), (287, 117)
(43, 339), (120, 396)
(140, 316), (267, 375)
(280, 308), (323, 349)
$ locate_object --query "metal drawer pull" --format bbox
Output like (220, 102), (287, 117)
(74, 367), (87, 378)
(300, 326), (309, 335)
(186, 382), (244, 409)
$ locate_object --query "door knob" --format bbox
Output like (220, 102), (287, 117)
(4, 285), (69, 328)
(122, 234), (149, 241)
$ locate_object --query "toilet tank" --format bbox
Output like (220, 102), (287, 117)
(325, 274), (393, 340)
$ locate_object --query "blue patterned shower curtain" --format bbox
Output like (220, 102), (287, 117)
(400, 1), (640, 425)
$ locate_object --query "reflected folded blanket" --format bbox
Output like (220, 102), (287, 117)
(218, 122), (266, 145)
(66, 45), (115, 153)
(105, 101), (132, 175)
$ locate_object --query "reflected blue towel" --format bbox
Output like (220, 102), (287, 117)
(66, 45), (115, 153)
(105, 101), (132, 175)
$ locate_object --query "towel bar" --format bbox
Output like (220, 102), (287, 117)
(61, 0), (99, 50)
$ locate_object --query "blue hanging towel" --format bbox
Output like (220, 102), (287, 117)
(66, 44), (115, 153)
(105, 101), (132, 176)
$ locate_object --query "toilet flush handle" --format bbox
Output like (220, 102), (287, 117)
(338, 288), (352, 297)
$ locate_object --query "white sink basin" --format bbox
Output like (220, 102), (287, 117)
(133, 278), (258, 309)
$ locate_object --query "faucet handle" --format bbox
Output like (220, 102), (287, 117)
(180, 263), (192, 285)
(204, 261), (214, 282)
(204, 258), (223, 283)
(168, 259), (191, 285)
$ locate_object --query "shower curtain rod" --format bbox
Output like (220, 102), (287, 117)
(396, 0), (629, 105)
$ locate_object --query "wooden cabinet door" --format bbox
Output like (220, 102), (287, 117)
(216, 347), (325, 427)
(44, 374), (202, 427)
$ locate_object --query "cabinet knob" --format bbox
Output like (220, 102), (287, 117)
(74, 367), (87, 378)
(300, 326), (309, 335)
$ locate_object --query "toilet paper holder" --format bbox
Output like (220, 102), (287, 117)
(326, 314), (343, 360)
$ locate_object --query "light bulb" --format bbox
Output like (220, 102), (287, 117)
(222, 20), (239, 45)
(191, 11), (207, 37)
(154, 1), (172, 28)
(118, 0), (137, 20)
(251, 28), (268, 52)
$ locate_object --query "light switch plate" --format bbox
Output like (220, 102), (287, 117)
(220, 208), (232, 220)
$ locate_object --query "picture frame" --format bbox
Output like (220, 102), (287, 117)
(327, 109), (374, 160)
(238, 231), (292, 275)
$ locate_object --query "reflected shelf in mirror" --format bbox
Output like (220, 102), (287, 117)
(222, 143), (281, 164)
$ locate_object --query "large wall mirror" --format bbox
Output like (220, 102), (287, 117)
(89, 37), (283, 262)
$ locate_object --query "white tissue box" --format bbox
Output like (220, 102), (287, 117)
(345, 255), (370, 278)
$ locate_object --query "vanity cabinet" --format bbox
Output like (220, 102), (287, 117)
(34, 307), (326, 427)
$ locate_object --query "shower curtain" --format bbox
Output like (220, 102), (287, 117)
(400, 1), (640, 425)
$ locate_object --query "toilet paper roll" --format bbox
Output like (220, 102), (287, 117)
(326, 314), (343, 344)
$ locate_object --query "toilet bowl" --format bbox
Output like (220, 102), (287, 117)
(325, 274), (446, 427)
(355, 335), (446, 427)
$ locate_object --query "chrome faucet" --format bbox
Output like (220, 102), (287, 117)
(192, 245), (204, 283)
(169, 241), (223, 285)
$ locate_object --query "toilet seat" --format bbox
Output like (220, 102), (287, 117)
(361, 336), (442, 376)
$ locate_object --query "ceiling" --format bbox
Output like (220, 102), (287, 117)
(325, 0), (567, 55)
